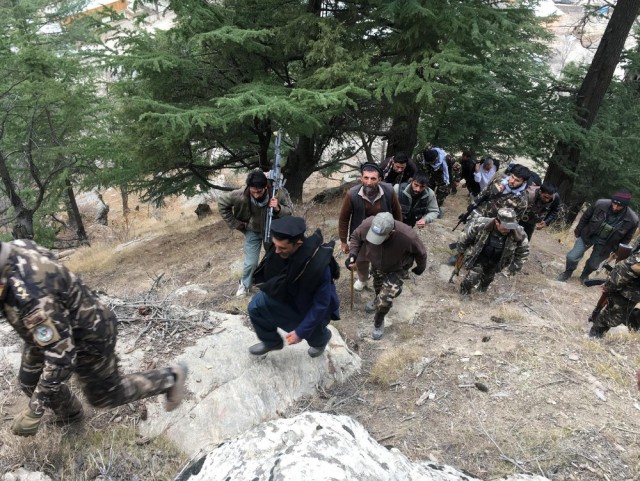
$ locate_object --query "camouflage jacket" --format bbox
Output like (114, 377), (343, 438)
(473, 175), (528, 220)
(520, 188), (561, 225)
(0, 240), (118, 413)
(457, 217), (530, 272)
(217, 186), (293, 233)
(604, 240), (640, 302)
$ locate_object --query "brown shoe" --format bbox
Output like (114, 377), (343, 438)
(165, 362), (188, 412)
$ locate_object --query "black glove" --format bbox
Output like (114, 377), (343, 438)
(344, 256), (355, 270)
(412, 266), (425, 276)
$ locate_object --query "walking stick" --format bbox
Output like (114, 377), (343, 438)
(350, 267), (354, 311)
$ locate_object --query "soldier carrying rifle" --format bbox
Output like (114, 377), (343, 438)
(589, 239), (640, 338)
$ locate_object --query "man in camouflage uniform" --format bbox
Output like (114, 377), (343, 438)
(446, 153), (462, 195)
(456, 208), (530, 299)
(0, 240), (188, 437)
(519, 182), (561, 241)
(589, 239), (640, 338)
(463, 164), (531, 223)
(347, 213), (427, 340)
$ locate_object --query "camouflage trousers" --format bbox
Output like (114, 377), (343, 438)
(592, 293), (640, 332)
(20, 344), (176, 415)
(371, 270), (405, 316)
(460, 262), (500, 294)
(434, 185), (451, 207)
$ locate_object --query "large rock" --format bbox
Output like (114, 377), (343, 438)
(139, 316), (360, 455)
(174, 412), (550, 481)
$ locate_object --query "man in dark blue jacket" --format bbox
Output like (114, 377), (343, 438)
(248, 216), (340, 358)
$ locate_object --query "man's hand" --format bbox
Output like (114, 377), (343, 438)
(268, 197), (280, 212)
(415, 218), (427, 229)
(12, 407), (43, 436)
(536, 221), (547, 230)
(344, 256), (356, 270)
(341, 242), (349, 254)
(412, 266), (425, 276)
(235, 222), (247, 232)
(286, 331), (302, 345)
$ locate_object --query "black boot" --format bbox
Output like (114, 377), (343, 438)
(556, 269), (574, 282)
(588, 325), (609, 339)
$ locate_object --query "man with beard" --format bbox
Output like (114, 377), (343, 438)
(218, 169), (294, 297)
(379, 151), (418, 186)
(394, 171), (440, 228)
(456, 208), (530, 300)
(339, 163), (402, 291)
(464, 164), (531, 223)
(247, 216), (340, 357)
(557, 190), (639, 284)
(519, 182), (561, 241)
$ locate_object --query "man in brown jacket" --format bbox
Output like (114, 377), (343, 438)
(347, 213), (427, 340)
(339, 163), (403, 292)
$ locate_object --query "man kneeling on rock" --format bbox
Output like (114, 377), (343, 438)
(248, 216), (340, 357)
(0, 240), (188, 437)
(456, 208), (529, 300)
(347, 212), (427, 340)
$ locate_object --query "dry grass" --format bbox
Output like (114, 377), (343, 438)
(369, 346), (424, 385)
(2, 423), (186, 480)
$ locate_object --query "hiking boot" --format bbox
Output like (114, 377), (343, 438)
(353, 278), (369, 291)
(53, 396), (84, 426)
(556, 270), (573, 282)
(588, 325), (608, 339)
(372, 314), (385, 340)
(579, 275), (589, 286)
(165, 362), (188, 412)
(365, 300), (376, 313)
(235, 281), (248, 297)
(308, 330), (332, 358)
(248, 341), (284, 356)
(308, 345), (327, 358)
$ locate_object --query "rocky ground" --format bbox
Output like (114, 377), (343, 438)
(2, 181), (640, 480)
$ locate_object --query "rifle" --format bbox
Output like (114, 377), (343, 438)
(448, 253), (464, 283)
(263, 129), (285, 243)
(586, 243), (634, 323)
(452, 192), (491, 231)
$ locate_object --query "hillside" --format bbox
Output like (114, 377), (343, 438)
(2, 183), (640, 481)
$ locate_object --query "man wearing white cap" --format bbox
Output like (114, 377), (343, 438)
(456, 208), (530, 299)
(347, 212), (427, 340)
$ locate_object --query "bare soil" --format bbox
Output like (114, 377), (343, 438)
(3, 183), (640, 480)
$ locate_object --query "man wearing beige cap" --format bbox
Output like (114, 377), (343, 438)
(456, 208), (530, 299)
(347, 212), (427, 340)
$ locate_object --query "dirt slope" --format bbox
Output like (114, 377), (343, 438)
(14, 187), (640, 480)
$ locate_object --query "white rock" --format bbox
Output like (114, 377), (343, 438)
(174, 412), (550, 481)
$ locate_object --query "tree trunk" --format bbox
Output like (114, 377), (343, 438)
(545, 0), (640, 221)
(12, 207), (34, 240)
(121, 184), (130, 216)
(385, 106), (420, 158)
(284, 135), (320, 202)
(65, 178), (88, 243)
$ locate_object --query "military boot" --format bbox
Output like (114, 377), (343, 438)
(53, 394), (84, 426)
(588, 325), (609, 339)
(372, 313), (385, 340)
(556, 269), (574, 282)
(579, 268), (594, 286)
